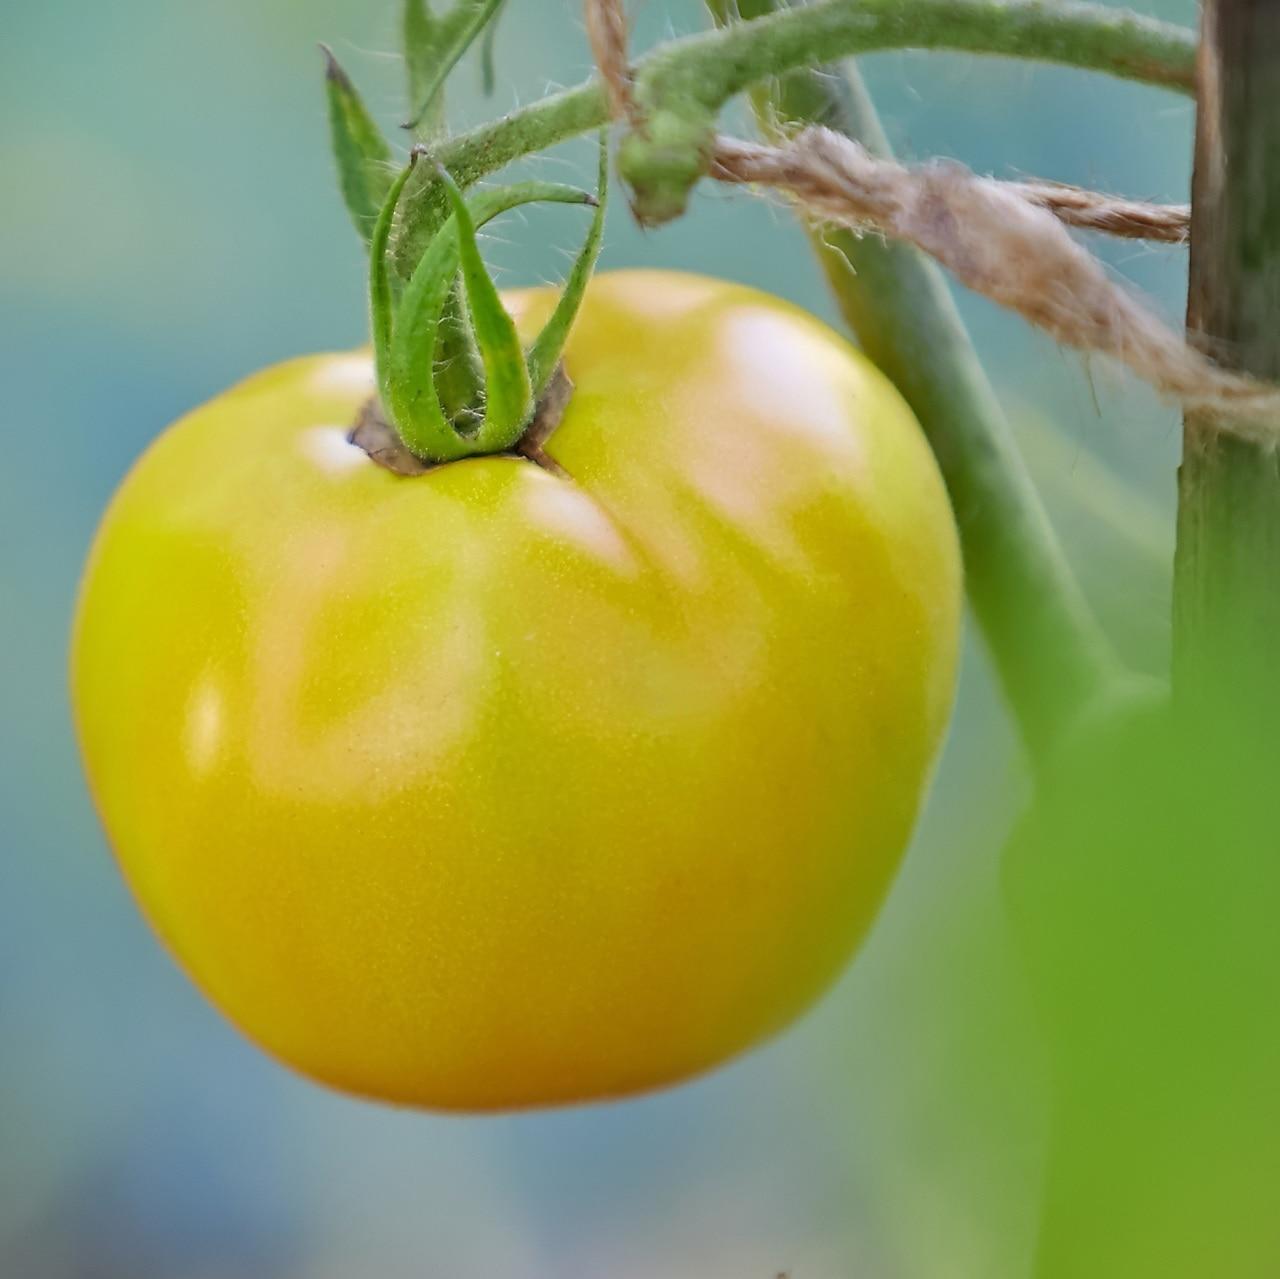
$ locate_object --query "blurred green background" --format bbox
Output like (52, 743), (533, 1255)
(2, 1), (1196, 1275)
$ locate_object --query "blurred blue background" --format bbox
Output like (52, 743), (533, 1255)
(2, 1), (1194, 1275)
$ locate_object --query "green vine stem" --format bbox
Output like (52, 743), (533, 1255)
(1173, 0), (1280, 752)
(703, 0), (1125, 765)
(393, 0), (1195, 268)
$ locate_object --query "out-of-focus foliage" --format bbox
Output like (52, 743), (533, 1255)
(1008, 699), (1280, 1276)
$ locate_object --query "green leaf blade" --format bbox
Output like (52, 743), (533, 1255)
(322, 45), (395, 245)
(403, 0), (506, 135)
(480, 0), (506, 95)
(526, 135), (609, 397)
(403, 0), (445, 139)
(368, 159), (419, 395)
(386, 214), (468, 463)
(435, 166), (533, 453)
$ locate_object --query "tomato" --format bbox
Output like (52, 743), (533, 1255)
(72, 270), (961, 1110)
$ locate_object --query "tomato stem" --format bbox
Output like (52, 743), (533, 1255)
(702, 0), (1130, 768)
(390, 0), (1194, 267)
(1173, 0), (1280, 749)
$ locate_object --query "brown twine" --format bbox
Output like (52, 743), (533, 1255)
(584, 0), (638, 123)
(585, 0), (1280, 441)
(712, 132), (1280, 439)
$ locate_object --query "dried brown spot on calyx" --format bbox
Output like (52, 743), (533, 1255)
(349, 364), (576, 478)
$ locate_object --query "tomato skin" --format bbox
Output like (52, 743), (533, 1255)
(72, 271), (960, 1110)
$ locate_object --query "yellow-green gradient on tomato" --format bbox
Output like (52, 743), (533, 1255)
(71, 271), (961, 1110)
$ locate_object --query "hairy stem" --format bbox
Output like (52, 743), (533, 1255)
(707, 0), (1123, 764)
(645, 0), (1193, 110)
(393, 0), (1194, 269)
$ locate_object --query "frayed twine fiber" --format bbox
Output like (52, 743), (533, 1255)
(585, 0), (1280, 443)
(585, 0), (638, 123)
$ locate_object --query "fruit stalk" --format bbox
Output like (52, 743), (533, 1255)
(393, 0), (1196, 270)
(704, 0), (1124, 767)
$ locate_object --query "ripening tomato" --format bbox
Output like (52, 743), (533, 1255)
(72, 271), (961, 1110)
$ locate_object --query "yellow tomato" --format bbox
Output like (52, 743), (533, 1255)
(72, 271), (961, 1110)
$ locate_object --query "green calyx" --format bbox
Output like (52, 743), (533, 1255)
(322, 2), (607, 466)
(365, 145), (606, 463)
(321, 44), (394, 244)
